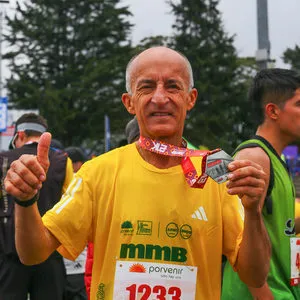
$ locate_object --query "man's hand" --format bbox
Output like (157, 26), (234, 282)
(4, 132), (52, 201)
(226, 159), (267, 211)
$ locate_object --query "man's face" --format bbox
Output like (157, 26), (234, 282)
(122, 48), (197, 143)
(278, 88), (300, 140)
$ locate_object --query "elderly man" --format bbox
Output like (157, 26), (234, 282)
(4, 47), (270, 299)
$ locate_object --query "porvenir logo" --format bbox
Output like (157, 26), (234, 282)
(129, 263), (146, 273)
(120, 221), (134, 235)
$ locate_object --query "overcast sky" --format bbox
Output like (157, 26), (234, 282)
(124, 0), (300, 68)
(1, 0), (300, 83)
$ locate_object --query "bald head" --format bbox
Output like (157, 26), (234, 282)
(125, 47), (194, 94)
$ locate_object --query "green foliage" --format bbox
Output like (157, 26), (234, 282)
(168, 0), (257, 152)
(4, 0), (260, 154)
(4, 0), (134, 152)
(283, 45), (300, 72)
(135, 35), (171, 52)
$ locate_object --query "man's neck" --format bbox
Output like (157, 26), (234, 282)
(256, 126), (290, 155)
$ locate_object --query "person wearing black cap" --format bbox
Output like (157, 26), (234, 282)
(65, 146), (88, 173)
(0, 113), (73, 300)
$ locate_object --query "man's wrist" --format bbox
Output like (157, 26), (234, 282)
(14, 194), (39, 207)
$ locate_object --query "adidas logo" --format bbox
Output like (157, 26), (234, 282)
(192, 206), (208, 221)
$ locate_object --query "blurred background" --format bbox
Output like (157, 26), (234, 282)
(0, 0), (299, 168)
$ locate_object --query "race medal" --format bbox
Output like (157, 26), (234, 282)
(138, 136), (233, 188)
(113, 261), (197, 299)
(290, 237), (300, 286)
(205, 150), (234, 184)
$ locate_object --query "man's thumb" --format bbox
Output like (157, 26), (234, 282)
(37, 132), (52, 171)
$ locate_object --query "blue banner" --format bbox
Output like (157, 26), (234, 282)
(0, 97), (8, 132)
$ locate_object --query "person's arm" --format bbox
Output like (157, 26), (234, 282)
(14, 203), (60, 264)
(233, 148), (273, 294)
(248, 283), (274, 300)
(4, 132), (60, 265)
(226, 151), (271, 288)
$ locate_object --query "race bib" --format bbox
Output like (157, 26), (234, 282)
(113, 261), (197, 299)
(290, 237), (300, 286)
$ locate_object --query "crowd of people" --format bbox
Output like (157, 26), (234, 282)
(0, 46), (300, 299)
(0, 113), (73, 299)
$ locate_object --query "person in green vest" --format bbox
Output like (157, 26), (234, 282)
(222, 68), (300, 299)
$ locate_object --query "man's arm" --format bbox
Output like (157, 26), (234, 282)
(226, 152), (271, 288)
(14, 203), (60, 265)
(5, 132), (60, 265)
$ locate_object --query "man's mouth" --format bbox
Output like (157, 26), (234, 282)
(151, 112), (172, 116)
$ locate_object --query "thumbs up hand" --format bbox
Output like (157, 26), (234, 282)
(37, 132), (51, 174)
(4, 132), (52, 201)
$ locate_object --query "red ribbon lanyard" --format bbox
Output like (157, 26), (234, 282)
(138, 136), (220, 189)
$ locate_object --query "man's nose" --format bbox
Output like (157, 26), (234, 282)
(152, 86), (168, 104)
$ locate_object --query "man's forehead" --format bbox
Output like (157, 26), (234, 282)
(128, 48), (190, 90)
(137, 47), (181, 60)
(131, 57), (187, 82)
(133, 49), (184, 68)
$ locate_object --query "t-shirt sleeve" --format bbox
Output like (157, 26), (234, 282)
(42, 168), (92, 260)
(221, 186), (244, 268)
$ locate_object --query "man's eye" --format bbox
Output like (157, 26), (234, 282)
(138, 85), (152, 90)
(167, 85), (179, 90)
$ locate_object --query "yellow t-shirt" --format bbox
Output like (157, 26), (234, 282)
(43, 143), (244, 300)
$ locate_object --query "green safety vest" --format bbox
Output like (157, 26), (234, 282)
(222, 136), (299, 300)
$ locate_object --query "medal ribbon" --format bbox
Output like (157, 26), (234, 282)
(138, 136), (221, 188)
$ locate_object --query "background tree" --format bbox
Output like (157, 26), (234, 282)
(283, 45), (300, 72)
(168, 0), (257, 152)
(134, 35), (171, 52)
(4, 0), (133, 153)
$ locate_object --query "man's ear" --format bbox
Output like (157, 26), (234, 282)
(187, 88), (198, 111)
(14, 131), (26, 147)
(122, 93), (135, 114)
(17, 131), (26, 141)
(265, 103), (279, 120)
